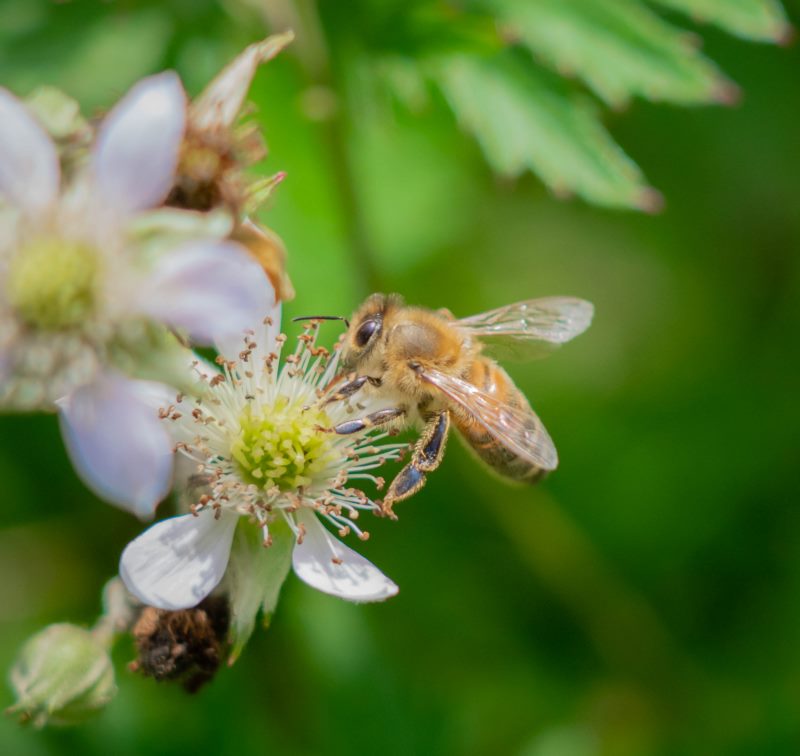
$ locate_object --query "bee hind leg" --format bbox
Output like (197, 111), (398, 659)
(381, 411), (450, 519)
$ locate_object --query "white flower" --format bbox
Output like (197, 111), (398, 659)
(120, 307), (407, 608)
(0, 74), (272, 517)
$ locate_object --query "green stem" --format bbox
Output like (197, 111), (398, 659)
(321, 111), (384, 293)
(291, 0), (384, 294)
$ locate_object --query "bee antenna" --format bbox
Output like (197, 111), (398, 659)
(292, 315), (350, 328)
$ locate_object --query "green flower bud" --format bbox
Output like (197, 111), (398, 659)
(7, 623), (116, 728)
(23, 86), (90, 144)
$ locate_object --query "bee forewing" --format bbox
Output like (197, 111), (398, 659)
(457, 298), (594, 354)
(418, 368), (559, 470)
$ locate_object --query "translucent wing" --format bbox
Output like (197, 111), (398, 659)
(457, 298), (594, 359)
(418, 367), (559, 470)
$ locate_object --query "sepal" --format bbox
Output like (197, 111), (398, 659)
(226, 518), (293, 664)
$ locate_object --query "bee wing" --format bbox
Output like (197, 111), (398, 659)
(457, 298), (594, 359)
(418, 368), (559, 470)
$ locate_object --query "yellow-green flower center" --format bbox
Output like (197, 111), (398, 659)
(7, 238), (101, 330)
(231, 398), (337, 491)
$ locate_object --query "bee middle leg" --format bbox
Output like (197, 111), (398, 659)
(381, 410), (450, 519)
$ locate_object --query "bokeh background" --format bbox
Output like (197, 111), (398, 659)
(1, 1), (799, 754)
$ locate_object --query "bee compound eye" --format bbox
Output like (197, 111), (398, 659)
(355, 319), (379, 347)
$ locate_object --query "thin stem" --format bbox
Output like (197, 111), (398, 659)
(282, 0), (385, 294)
(320, 112), (384, 293)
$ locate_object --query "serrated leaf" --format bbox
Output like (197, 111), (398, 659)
(226, 519), (293, 664)
(651, 0), (791, 43)
(432, 54), (660, 211)
(487, 0), (734, 108)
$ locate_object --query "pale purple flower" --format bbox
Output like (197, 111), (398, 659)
(0, 74), (272, 517)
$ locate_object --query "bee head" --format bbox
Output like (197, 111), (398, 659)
(341, 293), (404, 370)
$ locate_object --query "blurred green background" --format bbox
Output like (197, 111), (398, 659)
(1, 1), (799, 754)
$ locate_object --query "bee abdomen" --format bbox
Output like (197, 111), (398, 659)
(452, 359), (547, 483)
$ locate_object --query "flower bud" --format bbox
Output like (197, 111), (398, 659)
(7, 623), (116, 727)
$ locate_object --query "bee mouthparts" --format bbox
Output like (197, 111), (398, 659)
(292, 315), (350, 327)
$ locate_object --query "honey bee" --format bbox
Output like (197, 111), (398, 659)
(323, 293), (594, 517)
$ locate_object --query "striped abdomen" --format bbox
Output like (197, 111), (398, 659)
(450, 358), (547, 483)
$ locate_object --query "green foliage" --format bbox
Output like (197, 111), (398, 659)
(487, 0), (733, 107)
(0, 0), (790, 212)
(360, 0), (790, 209)
(652, 0), (791, 42)
(0, 1), (798, 755)
(433, 52), (661, 210)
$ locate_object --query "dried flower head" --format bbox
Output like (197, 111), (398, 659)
(166, 32), (294, 217)
(130, 596), (230, 693)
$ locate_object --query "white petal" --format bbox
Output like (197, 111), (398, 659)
(120, 511), (237, 610)
(292, 510), (399, 603)
(137, 239), (275, 346)
(56, 373), (173, 519)
(190, 32), (294, 131)
(91, 72), (186, 216)
(0, 88), (59, 213)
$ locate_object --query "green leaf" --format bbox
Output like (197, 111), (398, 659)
(651, 0), (792, 43)
(487, 0), (735, 108)
(226, 518), (293, 664)
(432, 53), (661, 211)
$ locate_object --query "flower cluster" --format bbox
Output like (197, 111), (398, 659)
(3, 33), (407, 726)
(0, 63), (278, 515)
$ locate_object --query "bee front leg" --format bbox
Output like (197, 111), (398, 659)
(322, 374), (382, 406)
(381, 410), (450, 519)
(330, 407), (406, 435)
